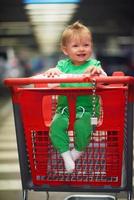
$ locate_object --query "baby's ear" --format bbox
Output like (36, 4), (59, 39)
(61, 46), (68, 56)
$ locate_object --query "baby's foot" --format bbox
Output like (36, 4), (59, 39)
(71, 148), (84, 161)
(61, 151), (75, 173)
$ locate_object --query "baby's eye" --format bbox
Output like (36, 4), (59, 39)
(72, 44), (78, 48)
(84, 43), (89, 47)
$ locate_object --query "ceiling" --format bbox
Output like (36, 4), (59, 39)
(0, 0), (38, 49)
(0, 0), (134, 56)
(72, 0), (134, 42)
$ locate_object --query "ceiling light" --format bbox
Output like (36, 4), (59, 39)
(24, 1), (80, 55)
(24, 0), (80, 3)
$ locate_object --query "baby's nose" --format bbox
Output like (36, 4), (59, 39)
(79, 46), (84, 51)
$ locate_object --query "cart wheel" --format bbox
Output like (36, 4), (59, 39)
(46, 191), (50, 200)
(23, 189), (28, 200)
(114, 193), (118, 200)
(127, 191), (132, 200)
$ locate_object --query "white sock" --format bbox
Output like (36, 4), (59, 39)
(70, 148), (84, 161)
(61, 151), (75, 173)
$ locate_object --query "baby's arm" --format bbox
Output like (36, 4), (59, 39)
(84, 66), (107, 76)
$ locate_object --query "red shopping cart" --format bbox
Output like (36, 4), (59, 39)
(4, 72), (134, 200)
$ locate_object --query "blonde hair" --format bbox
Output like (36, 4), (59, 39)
(60, 21), (92, 48)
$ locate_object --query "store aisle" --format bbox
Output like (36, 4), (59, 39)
(0, 101), (72, 200)
(0, 101), (22, 198)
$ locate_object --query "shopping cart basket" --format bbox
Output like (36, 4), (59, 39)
(4, 72), (134, 200)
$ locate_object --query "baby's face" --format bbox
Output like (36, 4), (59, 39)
(62, 34), (92, 66)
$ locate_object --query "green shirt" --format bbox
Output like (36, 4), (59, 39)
(56, 58), (101, 114)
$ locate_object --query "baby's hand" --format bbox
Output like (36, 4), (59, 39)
(84, 66), (106, 76)
(43, 68), (62, 77)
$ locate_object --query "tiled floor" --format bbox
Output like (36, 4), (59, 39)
(0, 100), (133, 200)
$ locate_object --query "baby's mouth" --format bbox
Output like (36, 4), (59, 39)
(77, 53), (86, 57)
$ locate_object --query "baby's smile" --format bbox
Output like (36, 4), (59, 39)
(77, 53), (86, 57)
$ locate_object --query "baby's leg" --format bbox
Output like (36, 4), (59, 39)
(71, 112), (92, 161)
(50, 113), (75, 173)
(50, 113), (69, 153)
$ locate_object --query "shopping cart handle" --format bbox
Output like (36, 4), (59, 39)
(4, 74), (89, 86)
(4, 73), (134, 87)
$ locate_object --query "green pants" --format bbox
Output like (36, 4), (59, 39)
(49, 106), (94, 154)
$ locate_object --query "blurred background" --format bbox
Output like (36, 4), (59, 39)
(0, 0), (134, 94)
(0, 0), (134, 199)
